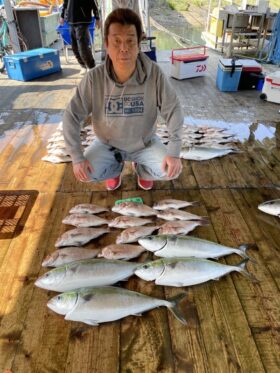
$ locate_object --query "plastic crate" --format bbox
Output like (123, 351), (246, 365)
(170, 46), (209, 80)
(4, 48), (61, 81)
(216, 58), (242, 92)
(56, 18), (95, 46)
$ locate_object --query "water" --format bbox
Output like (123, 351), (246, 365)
(151, 25), (205, 50)
(183, 116), (279, 147)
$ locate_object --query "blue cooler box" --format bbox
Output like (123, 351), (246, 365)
(4, 48), (61, 81)
(216, 58), (242, 92)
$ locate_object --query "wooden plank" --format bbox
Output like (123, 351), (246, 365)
(199, 189), (279, 372)
(0, 192), (56, 372)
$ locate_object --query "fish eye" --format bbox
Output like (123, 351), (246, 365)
(143, 265), (149, 269)
(57, 296), (61, 300)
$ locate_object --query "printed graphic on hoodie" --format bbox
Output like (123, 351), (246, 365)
(105, 93), (144, 117)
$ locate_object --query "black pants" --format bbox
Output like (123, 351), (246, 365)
(70, 24), (95, 69)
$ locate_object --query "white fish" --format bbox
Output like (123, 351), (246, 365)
(47, 286), (187, 325)
(158, 220), (208, 235)
(36, 259), (139, 292)
(48, 148), (69, 157)
(46, 140), (66, 149)
(112, 202), (157, 217)
(138, 235), (255, 261)
(42, 154), (72, 163)
(156, 208), (208, 222)
(135, 258), (258, 287)
(62, 214), (108, 227)
(116, 226), (159, 244)
(55, 227), (109, 247)
(258, 199), (280, 217)
(108, 216), (152, 228)
(42, 247), (100, 267)
(153, 199), (199, 210)
(69, 204), (109, 214)
(98, 244), (145, 260)
(180, 147), (238, 161)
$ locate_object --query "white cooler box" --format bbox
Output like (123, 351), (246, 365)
(260, 71), (280, 104)
(171, 46), (209, 80)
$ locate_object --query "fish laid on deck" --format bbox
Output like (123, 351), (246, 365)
(36, 259), (140, 292)
(112, 201), (157, 217)
(138, 235), (254, 260)
(153, 199), (199, 210)
(258, 199), (280, 217)
(116, 225), (159, 244)
(156, 208), (208, 222)
(135, 258), (258, 287)
(55, 227), (109, 247)
(98, 244), (145, 260)
(42, 247), (101, 267)
(180, 147), (239, 161)
(69, 204), (109, 214)
(47, 286), (187, 325)
(62, 213), (108, 227)
(108, 216), (152, 228)
(158, 220), (208, 235)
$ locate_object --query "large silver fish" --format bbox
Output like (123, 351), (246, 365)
(158, 220), (208, 235)
(156, 208), (208, 222)
(138, 235), (254, 261)
(62, 214), (108, 227)
(180, 147), (238, 161)
(135, 258), (258, 287)
(55, 227), (109, 247)
(35, 259), (139, 292)
(153, 199), (199, 210)
(98, 244), (145, 260)
(112, 202), (157, 217)
(69, 204), (109, 214)
(258, 199), (280, 217)
(116, 226), (159, 244)
(108, 216), (152, 228)
(47, 286), (187, 325)
(42, 247), (100, 267)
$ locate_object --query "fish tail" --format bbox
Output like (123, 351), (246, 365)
(236, 259), (259, 283)
(166, 293), (188, 325)
(190, 201), (200, 207)
(238, 244), (257, 264)
(199, 219), (209, 226)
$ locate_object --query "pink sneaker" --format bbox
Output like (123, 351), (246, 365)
(137, 177), (153, 190)
(105, 175), (121, 191)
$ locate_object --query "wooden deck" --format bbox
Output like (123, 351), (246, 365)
(0, 50), (279, 373)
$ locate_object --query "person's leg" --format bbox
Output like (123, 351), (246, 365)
(132, 136), (180, 181)
(76, 24), (95, 69)
(70, 26), (86, 67)
(84, 139), (123, 182)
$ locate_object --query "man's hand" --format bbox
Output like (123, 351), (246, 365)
(73, 160), (94, 182)
(59, 17), (64, 26)
(95, 19), (101, 29)
(162, 155), (182, 179)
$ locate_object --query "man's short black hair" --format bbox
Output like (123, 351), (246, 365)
(104, 8), (142, 43)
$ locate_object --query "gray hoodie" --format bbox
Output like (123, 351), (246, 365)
(63, 52), (183, 164)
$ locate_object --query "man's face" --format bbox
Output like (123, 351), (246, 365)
(106, 23), (139, 72)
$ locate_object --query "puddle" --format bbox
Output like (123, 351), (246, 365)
(0, 110), (63, 137)
(184, 116), (279, 146)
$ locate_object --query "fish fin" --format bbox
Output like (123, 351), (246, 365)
(238, 244), (257, 264)
(190, 201), (200, 207)
(82, 319), (99, 326)
(167, 293), (188, 325)
(237, 259), (259, 283)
